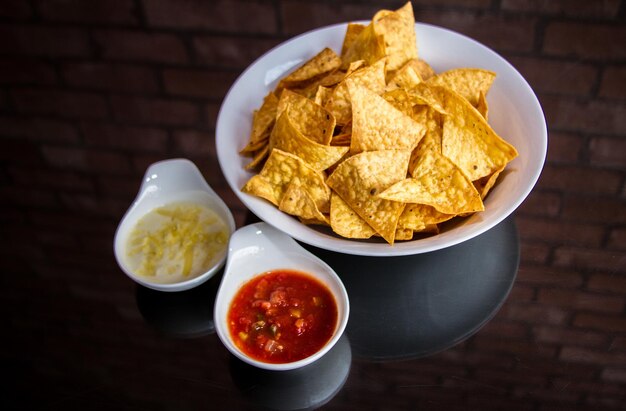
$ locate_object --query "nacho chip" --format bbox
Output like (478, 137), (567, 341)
(279, 182), (329, 225)
(372, 2), (418, 71)
(270, 109), (348, 171)
(398, 203), (453, 231)
(276, 47), (342, 92)
(242, 149), (331, 212)
(325, 59), (387, 125)
(386, 64), (422, 91)
(244, 144), (270, 170)
(276, 89), (336, 145)
(474, 165), (504, 199)
(406, 58), (435, 81)
(406, 82), (447, 115)
(242, 91), (278, 153)
(440, 86), (518, 181)
(327, 149), (410, 244)
(340, 23), (386, 69)
(341, 23), (366, 57)
(476, 89), (489, 120)
(379, 148), (484, 215)
(330, 192), (376, 239)
(427, 68), (496, 107)
(348, 80), (426, 154)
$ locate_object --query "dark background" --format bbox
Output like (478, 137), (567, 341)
(1, 0), (625, 409)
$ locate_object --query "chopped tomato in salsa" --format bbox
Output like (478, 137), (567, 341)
(228, 269), (338, 364)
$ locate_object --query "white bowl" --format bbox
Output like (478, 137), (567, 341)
(214, 222), (350, 371)
(114, 158), (236, 292)
(216, 22), (547, 257)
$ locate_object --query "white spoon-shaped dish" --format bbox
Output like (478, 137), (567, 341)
(114, 158), (236, 292)
(214, 222), (350, 371)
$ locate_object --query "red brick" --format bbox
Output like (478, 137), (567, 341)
(162, 69), (238, 99)
(110, 95), (199, 126)
(513, 386), (581, 405)
(516, 266), (583, 288)
(37, 0), (137, 24)
(507, 283), (536, 301)
(193, 35), (280, 68)
(205, 102), (221, 130)
(12, 89), (109, 119)
(171, 129), (214, 157)
(610, 336), (626, 351)
(516, 191), (561, 217)
(517, 216), (604, 247)
(588, 273), (626, 294)
(130, 153), (169, 174)
(553, 246), (626, 273)
(537, 164), (622, 195)
(41, 146), (131, 175)
(501, 0), (621, 18)
(9, 167), (96, 192)
(501, 302), (570, 325)
(0, 138), (44, 166)
(608, 228), (626, 250)
(144, 0), (277, 33)
(541, 94), (626, 135)
(80, 123), (168, 152)
(0, 0), (33, 19)
(589, 136), (626, 169)
(544, 22), (626, 60)
(560, 346), (626, 366)
(0, 185), (59, 208)
(59, 192), (128, 218)
(507, 56), (597, 96)
(416, 10), (536, 53)
(97, 175), (141, 200)
(0, 59), (57, 85)
(533, 326), (608, 348)
(602, 368), (626, 383)
(545, 131), (584, 164)
(0, 116), (78, 143)
(599, 66), (626, 99)
(281, 2), (379, 35)
(537, 288), (624, 313)
(478, 320), (528, 339)
(519, 241), (551, 265)
(0, 25), (90, 57)
(62, 63), (158, 93)
(561, 194), (626, 225)
(574, 313), (626, 333)
(93, 30), (188, 64)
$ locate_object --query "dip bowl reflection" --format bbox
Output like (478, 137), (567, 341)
(214, 222), (350, 371)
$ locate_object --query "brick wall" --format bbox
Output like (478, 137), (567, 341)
(1, 0), (625, 409)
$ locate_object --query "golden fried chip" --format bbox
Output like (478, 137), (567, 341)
(474, 165), (504, 199)
(242, 149), (331, 212)
(341, 23), (366, 57)
(476, 89), (489, 120)
(270, 109), (348, 171)
(327, 149), (410, 244)
(314, 85), (333, 107)
(427, 68), (496, 107)
(386, 64), (421, 91)
(440, 86), (518, 181)
(243, 91), (278, 152)
(406, 82), (447, 115)
(276, 47), (342, 92)
(279, 182), (329, 225)
(340, 23), (386, 69)
(276, 89), (335, 144)
(348, 80), (426, 154)
(244, 144), (270, 170)
(379, 148), (484, 215)
(406, 58), (435, 81)
(325, 59), (386, 125)
(330, 193), (376, 239)
(372, 2), (418, 72)
(398, 203), (453, 231)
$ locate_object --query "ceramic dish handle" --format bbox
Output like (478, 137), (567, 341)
(140, 158), (216, 198)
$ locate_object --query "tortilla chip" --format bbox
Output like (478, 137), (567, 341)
(379, 148), (484, 215)
(242, 149), (331, 212)
(476, 89), (489, 120)
(341, 23), (366, 57)
(276, 47), (342, 92)
(386, 64), (422, 91)
(326, 149), (410, 244)
(279, 182), (329, 225)
(427, 68), (496, 107)
(329, 192), (376, 239)
(398, 203), (453, 231)
(406, 58), (435, 81)
(372, 2), (418, 72)
(276, 89), (336, 144)
(440, 86), (518, 181)
(474, 165), (504, 199)
(244, 144), (270, 170)
(348, 80), (426, 154)
(270, 109), (349, 171)
(340, 23), (386, 69)
(325, 59), (387, 125)
(243, 91), (278, 152)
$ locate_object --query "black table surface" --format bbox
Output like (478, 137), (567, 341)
(4, 215), (526, 410)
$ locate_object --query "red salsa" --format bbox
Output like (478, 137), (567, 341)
(228, 269), (338, 364)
